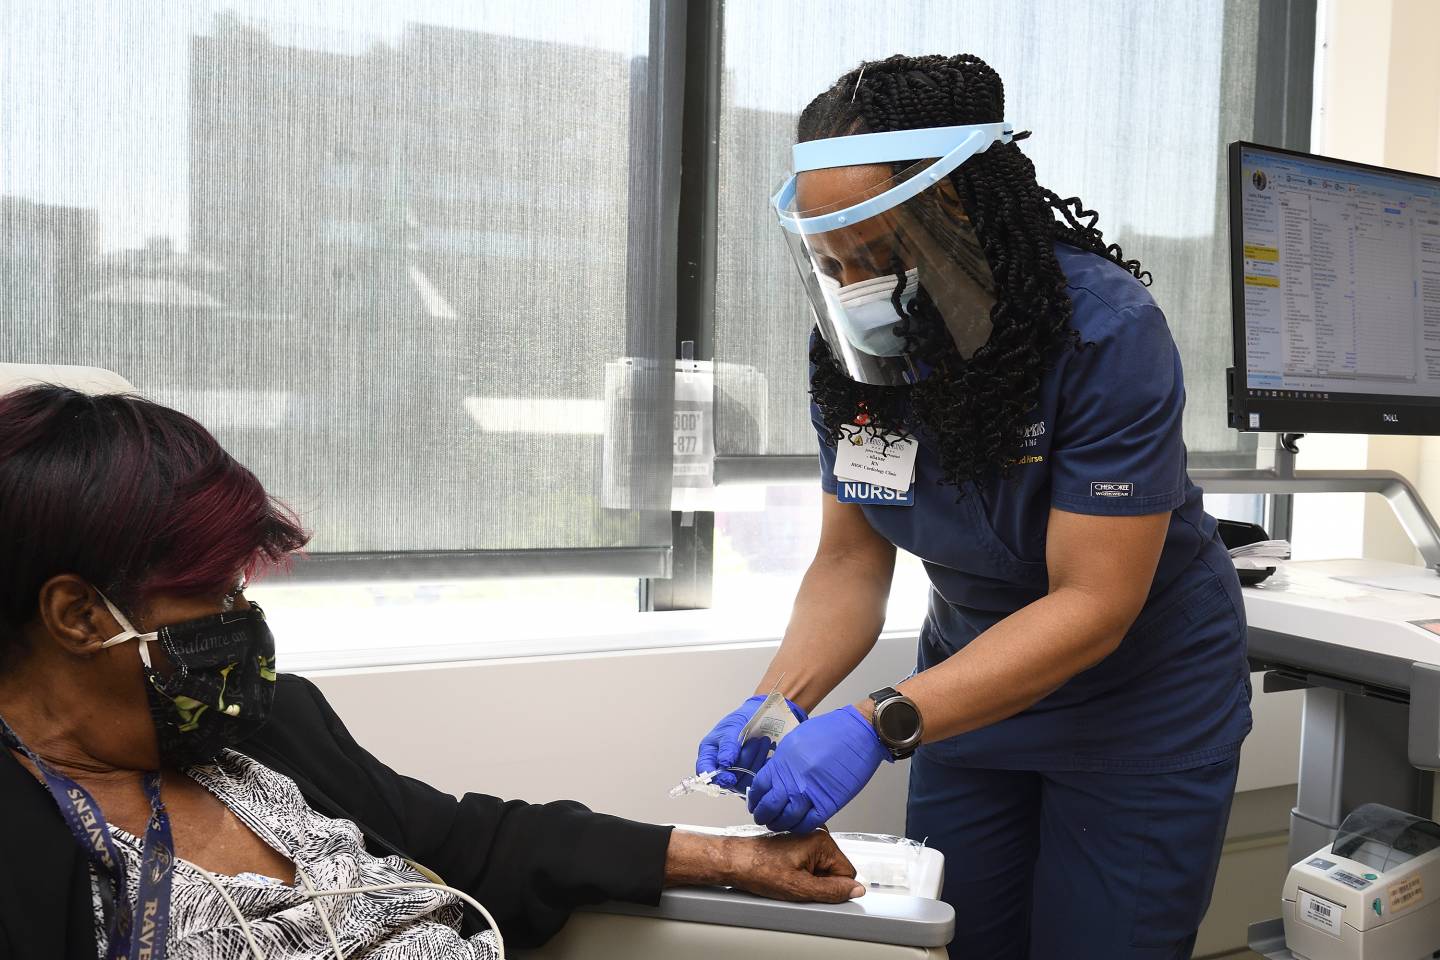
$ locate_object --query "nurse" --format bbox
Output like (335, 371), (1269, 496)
(694, 54), (1252, 959)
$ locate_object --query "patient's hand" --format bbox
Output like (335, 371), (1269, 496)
(664, 830), (863, 903)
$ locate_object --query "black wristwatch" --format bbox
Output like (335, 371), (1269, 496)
(868, 686), (923, 760)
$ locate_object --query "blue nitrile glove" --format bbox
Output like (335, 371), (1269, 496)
(747, 705), (888, 834)
(696, 694), (809, 791)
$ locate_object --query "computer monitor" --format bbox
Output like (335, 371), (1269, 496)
(1228, 141), (1440, 435)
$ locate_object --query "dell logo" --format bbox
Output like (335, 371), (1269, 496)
(1383, 413), (1399, 424)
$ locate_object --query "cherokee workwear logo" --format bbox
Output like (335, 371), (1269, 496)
(1090, 481), (1133, 498)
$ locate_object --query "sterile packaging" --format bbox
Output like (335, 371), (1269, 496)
(831, 832), (927, 890)
(670, 687), (802, 799)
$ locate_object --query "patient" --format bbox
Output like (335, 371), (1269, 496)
(0, 385), (862, 959)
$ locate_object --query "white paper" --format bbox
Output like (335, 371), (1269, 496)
(835, 462), (916, 487)
(833, 432), (918, 492)
(1298, 891), (1343, 934)
(1228, 539), (1291, 559)
(1333, 572), (1440, 599)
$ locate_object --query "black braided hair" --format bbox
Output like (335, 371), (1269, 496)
(799, 53), (1149, 491)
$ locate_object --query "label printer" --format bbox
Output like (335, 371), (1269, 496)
(1283, 804), (1440, 959)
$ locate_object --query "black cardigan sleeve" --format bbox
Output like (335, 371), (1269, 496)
(243, 674), (675, 948)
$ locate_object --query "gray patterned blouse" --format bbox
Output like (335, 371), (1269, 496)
(91, 751), (502, 959)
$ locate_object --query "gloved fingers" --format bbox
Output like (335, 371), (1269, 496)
(715, 733), (741, 770)
(749, 776), (794, 827)
(794, 808), (829, 835)
(720, 738), (770, 793)
(695, 734), (723, 777)
(767, 795), (814, 834)
(736, 737), (773, 775)
(746, 764), (774, 817)
(698, 710), (746, 773)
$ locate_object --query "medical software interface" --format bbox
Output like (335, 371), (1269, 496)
(1239, 147), (1440, 402)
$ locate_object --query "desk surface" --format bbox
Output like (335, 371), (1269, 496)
(1243, 559), (1440, 691)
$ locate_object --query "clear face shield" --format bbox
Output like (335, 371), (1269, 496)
(772, 122), (1013, 386)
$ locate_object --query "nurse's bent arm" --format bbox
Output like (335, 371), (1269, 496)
(868, 507), (1169, 743)
(755, 494), (897, 713)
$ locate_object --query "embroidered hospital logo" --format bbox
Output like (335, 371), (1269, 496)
(1091, 481), (1133, 498)
(1018, 421), (1046, 450)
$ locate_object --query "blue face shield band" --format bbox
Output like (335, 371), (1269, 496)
(771, 122), (1014, 385)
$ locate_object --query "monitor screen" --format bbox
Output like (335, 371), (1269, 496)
(1229, 142), (1440, 434)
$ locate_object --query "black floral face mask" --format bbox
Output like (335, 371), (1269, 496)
(100, 595), (277, 766)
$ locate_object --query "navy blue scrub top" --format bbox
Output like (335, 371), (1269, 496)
(814, 243), (1252, 774)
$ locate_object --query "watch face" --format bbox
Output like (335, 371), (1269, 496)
(876, 699), (921, 745)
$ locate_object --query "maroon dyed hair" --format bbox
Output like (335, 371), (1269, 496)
(0, 385), (308, 658)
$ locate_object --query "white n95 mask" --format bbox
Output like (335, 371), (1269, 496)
(819, 269), (919, 357)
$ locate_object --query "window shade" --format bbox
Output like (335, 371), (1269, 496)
(713, 0), (1267, 462)
(1, 1), (674, 566)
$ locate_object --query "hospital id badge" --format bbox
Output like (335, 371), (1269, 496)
(837, 479), (914, 507)
(834, 430), (918, 492)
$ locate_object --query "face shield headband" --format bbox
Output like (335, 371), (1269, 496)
(772, 122), (1015, 236)
(771, 122), (1015, 386)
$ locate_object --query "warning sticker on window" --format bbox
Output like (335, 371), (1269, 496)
(1299, 891), (1343, 934)
(1389, 874), (1424, 912)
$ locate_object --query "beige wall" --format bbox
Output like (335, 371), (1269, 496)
(302, 634), (1302, 834)
(304, 636), (921, 835)
(1308, 0), (1440, 560)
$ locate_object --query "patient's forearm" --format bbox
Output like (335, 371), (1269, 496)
(663, 831), (738, 887)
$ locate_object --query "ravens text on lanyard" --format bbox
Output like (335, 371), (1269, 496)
(0, 713), (176, 960)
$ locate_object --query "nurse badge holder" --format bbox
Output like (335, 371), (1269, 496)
(1282, 803), (1440, 959)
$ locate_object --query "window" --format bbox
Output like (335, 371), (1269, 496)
(2, 1), (673, 569)
(710, 0), (1269, 465)
(712, 485), (932, 631)
(3, 2), (1310, 661)
(252, 574), (643, 672)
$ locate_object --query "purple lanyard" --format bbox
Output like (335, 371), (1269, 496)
(0, 714), (176, 960)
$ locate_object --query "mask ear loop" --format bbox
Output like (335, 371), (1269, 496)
(96, 593), (157, 669)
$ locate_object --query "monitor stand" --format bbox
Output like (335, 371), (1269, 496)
(1193, 433), (1440, 573)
